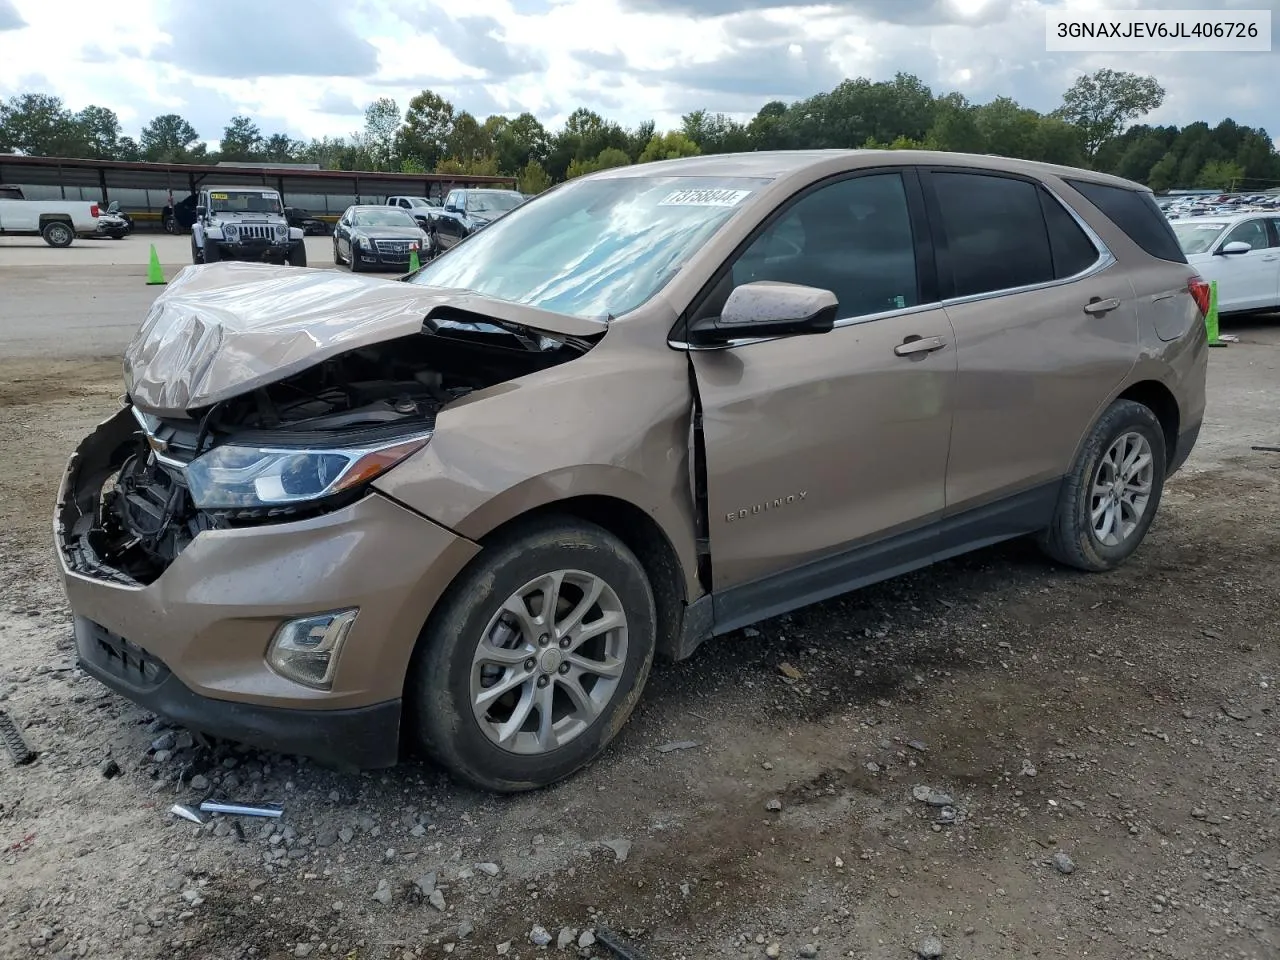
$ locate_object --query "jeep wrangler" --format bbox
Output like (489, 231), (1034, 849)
(190, 186), (307, 266)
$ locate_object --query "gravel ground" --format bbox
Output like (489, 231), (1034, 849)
(1, 270), (1276, 960)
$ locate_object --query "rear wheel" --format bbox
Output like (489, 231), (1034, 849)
(41, 220), (74, 247)
(406, 517), (656, 792)
(1038, 399), (1166, 572)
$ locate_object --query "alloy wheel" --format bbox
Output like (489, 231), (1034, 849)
(1090, 431), (1154, 547)
(469, 570), (628, 756)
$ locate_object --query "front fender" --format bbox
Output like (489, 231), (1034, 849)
(288, 227), (304, 242)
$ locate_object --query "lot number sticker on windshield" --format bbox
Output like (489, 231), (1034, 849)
(210, 192), (228, 199)
(658, 188), (752, 207)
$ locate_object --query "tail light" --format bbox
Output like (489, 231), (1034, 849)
(1188, 276), (1210, 317)
(90, 204), (100, 218)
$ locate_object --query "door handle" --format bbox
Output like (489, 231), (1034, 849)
(1083, 297), (1121, 315)
(1262, 255), (1279, 262)
(894, 335), (946, 357)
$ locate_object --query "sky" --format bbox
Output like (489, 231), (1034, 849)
(0, 0), (1276, 145)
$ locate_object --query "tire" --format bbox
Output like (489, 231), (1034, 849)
(406, 516), (657, 793)
(332, 239), (344, 265)
(349, 246), (362, 272)
(190, 237), (203, 264)
(202, 241), (220, 264)
(41, 220), (74, 248)
(287, 242), (307, 268)
(1038, 399), (1167, 572)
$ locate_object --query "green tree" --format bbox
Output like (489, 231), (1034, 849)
(1054, 68), (1165, 161)
(140, 113), (201, 162)
(434, 155), (500, 176)
(74, 105), (123, 159)
(363, 97), (401, 170)
(638, 131), (700, 163)
(517, 159), (552, 193)
(681, 109), (751, 154)
(1112, 134), (1169, 183)
(625, 120), (656, 161)
(1146, 152), (1179, 192)
(446, 111), (491, 163)
(493, 112), (550, 174)
(262, 133), (302, 163)
(927, 94), (983, 153)
(747, 100), (790, 150)
(0, 93), (85, 155)
(219, 115), (263, 161)
(397, 90), (454, 170)
(1196, 159), (1245, 191)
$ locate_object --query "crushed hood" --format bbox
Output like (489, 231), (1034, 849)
(125, 261), (606, 416)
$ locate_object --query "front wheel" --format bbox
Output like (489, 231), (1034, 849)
(1038, 399), (1167, 572)
(287, 241), (307, 267)
(406, 517), (657, 793)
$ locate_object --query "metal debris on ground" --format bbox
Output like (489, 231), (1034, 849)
(595, 926), (656, 960)
(655, 740), (701, 753)
(0, 709), (37, 765)
(170, 803), (205, 824)
(199, 800), (284, 818)
(1252, 445), (1280, 453)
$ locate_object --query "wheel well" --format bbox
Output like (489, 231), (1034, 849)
(1117, 380), (1179, 465)
(479, 496), (688, 661)
(38, 214), (71, 225)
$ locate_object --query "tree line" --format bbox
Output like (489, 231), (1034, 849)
(1, 69), (1277, 194)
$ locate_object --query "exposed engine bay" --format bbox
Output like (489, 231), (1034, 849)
(61, 316), (593, 586)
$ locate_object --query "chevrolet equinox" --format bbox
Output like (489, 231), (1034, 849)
(56, 151), (1208, 792)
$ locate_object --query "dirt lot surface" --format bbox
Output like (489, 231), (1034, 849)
(1, 266), (1276, 960)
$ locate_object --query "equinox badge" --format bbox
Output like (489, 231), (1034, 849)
(725, 491), (807, 523)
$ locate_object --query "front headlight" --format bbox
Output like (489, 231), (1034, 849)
(185, 434), (431, 510)
(223, 224), (238, 238)
(275, 223), (288, 238)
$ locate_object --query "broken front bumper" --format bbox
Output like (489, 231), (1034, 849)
(54, 407), (480, 769)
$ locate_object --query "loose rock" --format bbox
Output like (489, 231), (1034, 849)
(912, 785), (954, 807)
(556, 927), (576, 949)
(602, 838), (632, 862)
(529, 926), (552, 946)
(1052, 850), (1076, 875)
(798, 944), (819, 958)
(917, 936), (944, 959)
(371, 880), (392, 905)
(578, 930), (596, 949)
(99, 759), (120, 779)
(476, 862), (500, 877)
(189, 775), (209, 792)
(766, 798), (783, 812)
(428, 889), (447, 912)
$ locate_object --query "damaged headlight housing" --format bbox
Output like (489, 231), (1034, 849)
(185, 434), (430, 510)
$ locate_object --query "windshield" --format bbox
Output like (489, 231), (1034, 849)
(1172, 220), (1228, 254)
(465, 191), (524, 215)
(208, 190), (282, 215)
(411, 175), (768, 320)
(354, 209), (418, 228)
(408, 198), (432, 207)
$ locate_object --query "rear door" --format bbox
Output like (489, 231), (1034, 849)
(1210, 217), (1276, 311)
(688, 168), (957, 593)
(921, 168), (1140, 514)
(1269, 218), (1280, 307)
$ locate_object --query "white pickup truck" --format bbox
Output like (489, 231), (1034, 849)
(0, 184), (101, 247)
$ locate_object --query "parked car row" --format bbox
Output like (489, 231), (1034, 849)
(1161, 192), (1280, 220)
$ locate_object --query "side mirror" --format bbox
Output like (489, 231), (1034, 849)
(689, 282), (838, 346)
(1219, 240), (1251, 255)
(196, 205), (206, 217)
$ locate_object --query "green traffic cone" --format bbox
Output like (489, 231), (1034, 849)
(1205, 279), (1227, 347)
(146, 244), (166, 285)
(409, 248), (421, 273)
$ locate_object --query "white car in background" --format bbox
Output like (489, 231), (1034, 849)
(1171, 212), (1280, 315)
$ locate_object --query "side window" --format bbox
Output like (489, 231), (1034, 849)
(1221, 219), (1268, 251)
(1065, 179), (1187, 264)
(727, 173), (920, 321)
(1271, 219), (1280, 247)
(931, 171), (1053, 298)
(1039, 189), (1101, 278)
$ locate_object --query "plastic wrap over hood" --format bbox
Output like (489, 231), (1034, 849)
(124, 262), (605, 417)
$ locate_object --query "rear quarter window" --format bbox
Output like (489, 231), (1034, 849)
(1065, 179), (1187, 264)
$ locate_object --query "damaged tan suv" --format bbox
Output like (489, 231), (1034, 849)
(56, 151), (1208, 792)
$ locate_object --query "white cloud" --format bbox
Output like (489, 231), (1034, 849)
(0, 0), (1275, 142)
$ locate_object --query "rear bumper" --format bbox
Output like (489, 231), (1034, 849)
(1169, 417), (1201, 476)
(75, 617), (401, 769)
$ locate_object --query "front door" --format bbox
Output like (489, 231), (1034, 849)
(1213, 217), (1279, 312)
(920, 168), (1140, 513)
(688, 169), (956, 592)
